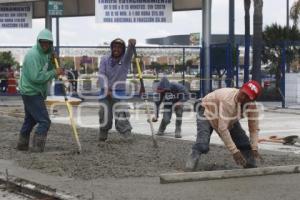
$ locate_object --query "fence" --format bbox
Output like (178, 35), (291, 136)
(0, 44), (250, 100)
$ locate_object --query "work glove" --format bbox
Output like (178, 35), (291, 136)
(233, 151), (247, 167)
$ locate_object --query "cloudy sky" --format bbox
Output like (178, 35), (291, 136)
(0, 0), (298, 46)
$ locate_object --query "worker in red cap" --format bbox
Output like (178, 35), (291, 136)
(185, 80), (262, 171)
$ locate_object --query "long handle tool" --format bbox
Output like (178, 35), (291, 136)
(133, 47), (158, 148)
(54, 57), (82, 153)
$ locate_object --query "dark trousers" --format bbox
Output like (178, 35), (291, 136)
(98, 97), (132, 134)
(193, 106), (255, 166)
(20, 95), (51, 137)
(158, 103), (183, 133)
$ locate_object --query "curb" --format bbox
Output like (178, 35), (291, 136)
(160, 164), (300, 184)
(0, 171), (81, 200)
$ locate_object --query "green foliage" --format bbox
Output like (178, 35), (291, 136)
(175, 64), (186, 72)
(262, 23), (300, 87)
(290, 0), (300, 26)
(149, 61), (161, 73)
(61, 57), (74, 70)
(0, 51), (20, 69)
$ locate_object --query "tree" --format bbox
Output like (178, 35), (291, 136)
(61, 57), (75, 70)
(149, 61), (161, 79)
(0, 51), (20, 69)
(252, 0), (263, 84)
(290, 0), (300, 26)
(262, 24), (300, 88)
(244, 0), (251, 82)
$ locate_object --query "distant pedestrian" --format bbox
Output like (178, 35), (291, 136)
(0, 67), (8, 93)
(17, 28), (63, 152)
(152, 77), (189, 138)
(185, 80), (262, 171)
(98, 38), (136, 141)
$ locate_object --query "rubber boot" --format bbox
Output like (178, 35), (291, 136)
(16, 134), (30, 151)
(156, 121), (167, 136)
(32, 133), (47, 153)
(185, 149), (200, 171)
(99, 130), (108, 141)
(175, 128), (182, 138)
(121, 130), (132, 139)
(242, 150), (257, 168)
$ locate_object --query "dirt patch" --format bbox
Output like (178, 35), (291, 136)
(0, 115), (300, 181)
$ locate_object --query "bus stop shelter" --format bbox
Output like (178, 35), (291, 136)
(0, 0), (213, 95)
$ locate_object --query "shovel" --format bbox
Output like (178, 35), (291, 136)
(258, 135), (299, 145)
(133, 47), (158, 148)
(54, 57), (82, 154)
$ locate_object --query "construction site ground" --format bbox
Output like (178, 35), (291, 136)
(0, 97), (300, 199)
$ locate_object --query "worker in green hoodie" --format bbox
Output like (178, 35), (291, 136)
(17, 28), (63, 153)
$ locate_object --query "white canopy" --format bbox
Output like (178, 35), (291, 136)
(0, 0), (202, 18)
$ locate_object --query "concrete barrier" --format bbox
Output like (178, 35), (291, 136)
(160, 165), (300, 184)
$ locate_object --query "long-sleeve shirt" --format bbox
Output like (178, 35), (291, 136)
(201, 88), (260, 154)
(19, 29), (56, 98)
(98, 44), (134, 95)
(155, 82), (189, 118)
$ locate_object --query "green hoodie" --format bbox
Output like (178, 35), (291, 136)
(19, 28), (57, 98)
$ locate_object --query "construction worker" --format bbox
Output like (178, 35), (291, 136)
(98, 38), (136, 141)
(185, 80), (262, 171)
(17, 29), (63, 152)
(152, 77), (189, 138)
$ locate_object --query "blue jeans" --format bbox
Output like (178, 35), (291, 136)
(20, 95), (51, 137)
(193, 105), (252, 153)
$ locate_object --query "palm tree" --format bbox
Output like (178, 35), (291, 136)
(244, 0), (251, 82)
(252, 0), (263, 84)
(290, 0), (300, 26)
(262, 24), (300, 89)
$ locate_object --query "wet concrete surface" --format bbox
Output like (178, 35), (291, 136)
(0, 114), (300, 199)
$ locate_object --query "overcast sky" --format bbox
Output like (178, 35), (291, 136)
(0, 0), (298, 46)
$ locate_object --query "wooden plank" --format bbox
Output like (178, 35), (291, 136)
(160, 165), (300, 184)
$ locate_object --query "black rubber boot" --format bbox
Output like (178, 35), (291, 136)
(16, 134), (30, 151)
(242, 150), (257, 168)
(32, 133), (47, 153)
(99, 130), (108, 141)
(157, 122), (167, 136)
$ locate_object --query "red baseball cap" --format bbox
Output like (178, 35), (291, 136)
(240, 80), (262, 100)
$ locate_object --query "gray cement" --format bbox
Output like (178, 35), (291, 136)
(0, 114), (300, 199)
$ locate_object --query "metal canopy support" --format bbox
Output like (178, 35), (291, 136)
(202, 0), (211, 96)
(56, 17), (60, 57)
(45, 0), (52, 30)
(229, 0), (234, 45)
